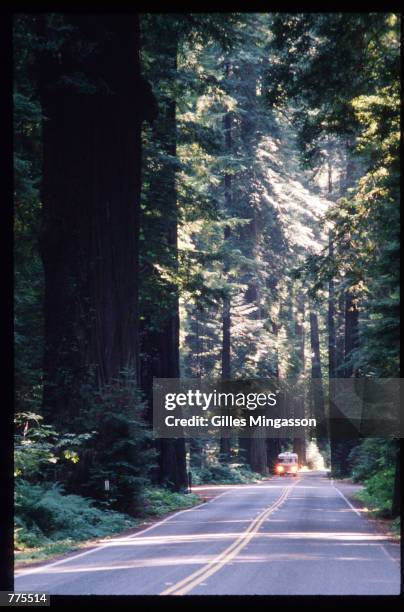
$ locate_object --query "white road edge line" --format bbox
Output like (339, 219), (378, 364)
(15, 484), (255, 577)
(332, 479), (399, 565)
(126, 488), (233, 539)
(331, 480), (361, 517)
(379, 543), (400, 564)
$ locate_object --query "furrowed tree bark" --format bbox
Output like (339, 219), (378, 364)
(328, 239), (337, 383)
(190, 439), (203, 469)
(236, 59), (269, 474)
(293, 292), (306, 465)
(333, 289), (360, 476)
(244, 279), (267, 475)
(336, 143), (361, 474)
(328, 138), (364, 476)
(344, 291), (359, 378)
(327, 234), (341, 474)
(140, 28), (187, 491)
(328, 241), (358, 475)
(220, 224), (232, 462)
(219, 61), (233, 463)
(336, 290), (345, 375)
(309, 306), (328, 452)
(188, 309), (204, 469)
(38, 15), (155, 430)
(266, 320), (281, 473)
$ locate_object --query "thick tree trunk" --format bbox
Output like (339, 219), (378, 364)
(190, 439), (203, 469)
(38, 15), (155, 428)
(219, 64), (233, 463)
(221, 276), (231, 382)
(239, 437), (251, 465)
(309, 307), (327, 450)
(266, 438), (281, 473)
(188, 310), (204, 470)
(237, 60), (270, 474)
(329, 143), (362, 476)
(344, 291), (359, 378)
(328, 248), (359, 475)
(391, 441), (400, 517)
(249, 432), (268, 474)
(243, 272), (266, 475)
(220, 223), (232, 462)
(141, 31), (187, 491)
(293, 293), (306, 465)
(266, 321), (281, 472)
(328, 235), (342, 474)
(245, 276), (268, 474)
(157, 303), (187, 489)
(333, 290), (360, 476)
(336, 290), (345, 374)
(328, 240), (337, 382)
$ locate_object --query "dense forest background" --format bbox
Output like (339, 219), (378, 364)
(14, 13), (400, 555)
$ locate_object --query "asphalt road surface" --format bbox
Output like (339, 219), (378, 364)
(15, 471), (401, 595)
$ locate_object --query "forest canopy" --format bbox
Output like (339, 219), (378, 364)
(14, 12), (400, 554)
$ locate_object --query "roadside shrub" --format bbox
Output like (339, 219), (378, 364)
(15, 480), (200, 558)
(139, 486), (200, 517)
(355, 467), (395, 518)
(83, 369), (157, 514)
(349, 439), (396, 483)
(15, 516), (48, 550)
(190, 463), (262, 485)
(15, 480), (136, 550)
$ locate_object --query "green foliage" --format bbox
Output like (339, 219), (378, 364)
(190, 463), (262, 485)
(14, 17), (44, 422)
(14, 371), (156, 517)
(14, 480), (136, 550)
(139, 14), (244, 337)
(177, 14), (318, 382)
(79, 369), (157, 514)
(15, 540), (82, 566)
(14, 13), (399, 541)
(349, 439), (398, 518)
(139, 486), (200, 517)
(355, 468), (396, 518)
(14, 412), (94, 479)
(348, 439), (396, 483)
(268, 13), (400, 378)
(267, 13), (399, 157)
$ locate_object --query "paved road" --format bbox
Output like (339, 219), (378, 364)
(15, 471), (400, 595)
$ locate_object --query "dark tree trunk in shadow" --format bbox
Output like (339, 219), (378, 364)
(266, 322), (281, 472)
(139, 28), (187, 490)
(220, 63), (233, 463)
(328, 234), (342, 475)
(392, 441), (400, 517)
(309, 307), (328, 452)
(293, 293), (306, 465)
(344, 291), (359, 378)
(39, 15), (156, 429)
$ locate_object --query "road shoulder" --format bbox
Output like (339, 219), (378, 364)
(332, 477), (400, 543)
(15, 480), (268, 571)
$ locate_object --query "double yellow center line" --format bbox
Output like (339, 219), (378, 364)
(161, 477), (300, 595)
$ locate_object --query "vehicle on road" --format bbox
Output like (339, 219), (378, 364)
(275, 452), (299, 476)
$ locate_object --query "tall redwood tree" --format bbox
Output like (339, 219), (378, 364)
(38, 14), (156, 427)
